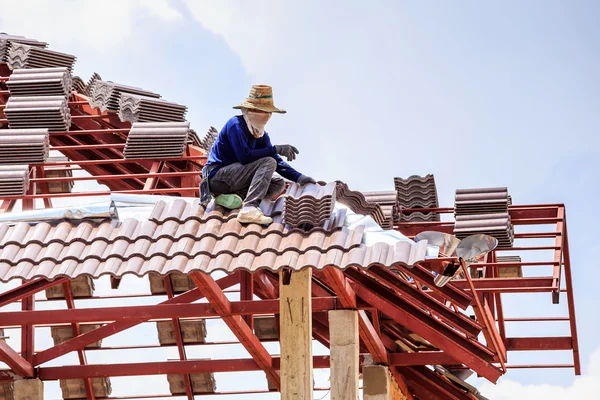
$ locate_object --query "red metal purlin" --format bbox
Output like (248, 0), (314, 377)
(163, 277), (194, 400)
(189, 272), (281, 390)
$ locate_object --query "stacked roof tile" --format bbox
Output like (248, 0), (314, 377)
(282, 182), (336, 227)
(394, 174), (440, 222)
(0, 165), (30, 197)
(4, 96), (71, 131)
(199, 126), (219, 152)
(124, 122), (191, 159)
(0, 194), (428, 282)
(454, 212), (514, 248)
(362, 190), (399, 229)
(7, 67), (72, 97)
(0, 128), (49, 164)
(88, 80), (160, 112)
(8, 43), (76, 71)
(453, 187), (514, 248)
(335, 181), (387, 227)
(0, 33), (47, 62)
(118, 93), (187, 123)
(454, 187), (510, 215)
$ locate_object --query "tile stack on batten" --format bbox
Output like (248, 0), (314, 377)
(394, 174), (440, 222)
(453, 187), (514, 248)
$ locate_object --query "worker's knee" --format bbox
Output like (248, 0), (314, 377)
(258, 156), (277, 171)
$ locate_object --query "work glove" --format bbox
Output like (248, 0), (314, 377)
(274, 144), (299, 162)
(297, 175), (316, 185)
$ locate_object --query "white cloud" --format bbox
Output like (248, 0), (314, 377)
(479, 347), (600, 400)
(0, 0), (182, 52)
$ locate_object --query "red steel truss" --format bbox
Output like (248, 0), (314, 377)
(0, 63), (580, 399)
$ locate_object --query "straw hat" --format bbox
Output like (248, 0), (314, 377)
(233, 85), (286, 114)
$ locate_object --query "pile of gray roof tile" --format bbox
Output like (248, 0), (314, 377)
(394, 174), (440, 222)
(199, 126), (219, 152)
(7, 67), (72, 97)
(282, 182), (336, 227)
(124, 122), (191, 160)
(0, 128), (49, 164)
(118, 93), (187, 123)
(0, 33), (47, 62)
(362, 190), (399, 228)
(8, 43), (76, 71)
(4, 96), (71, 132)
(88, 80), (160, 112)
(335, 181), (386, 227)
(453, 187), (514, 248)
(0, 165), (30, 197)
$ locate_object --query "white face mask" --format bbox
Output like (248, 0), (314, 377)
(242, 109), (272, 138)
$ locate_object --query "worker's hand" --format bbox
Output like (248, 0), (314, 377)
(274, 144), (299, 162)
(297, 175), (316, 185)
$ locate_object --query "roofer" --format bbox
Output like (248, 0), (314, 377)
(200, 85), (316, 225)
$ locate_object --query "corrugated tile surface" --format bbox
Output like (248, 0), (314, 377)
(0, 198), (428, 282)
(124, 122), (191, 159)
(118, 93), (187, 124)
(88, 80), (160, 113)
(0, 128), (49, 164)
(394, 174), (440, 222)
(0, 165), (29, 197)
(7, 67), (72, 97)
(0, 33), (47, 62)
(335, 181), (386, 227)
(8, 43), (76, 71)
(4, 96), (71, 131)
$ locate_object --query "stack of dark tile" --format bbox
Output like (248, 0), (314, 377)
(0, 165), (30, 197)
(71, 76), (86, 94)
(88, 80), (160, 112)
(4, 96), (71, 131)
(453, 187), (514, 248)
(118, 93), (187, 123)
(0, 128), (49, 164)
(282, 182), (336, 227)
(7, 67), (72, 97)
(84, 72), (102, 96)
(361, 191), (399, 229)
(0, 33), (47, 62)
(199, 126), (219, 152)
(124, 122), (191, 159)
(335, 181), (386, 227)
(394, 174), (440, 222)
(8, 43), (76, 71)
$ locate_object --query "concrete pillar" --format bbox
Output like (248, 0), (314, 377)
(14, 379), (43, 400)
(329, 310), (359, 400)
(279, 268), (313, 400)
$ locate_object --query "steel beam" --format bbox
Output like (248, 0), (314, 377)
(0, 340), (34, 377)
(190, 272), (280, 390)
(345, 268), (502, 382)
(0, 278), (68, 308)
(506, 337), (572, 351)
(398, 366), (475, 400)
(33, 274), (240, 366)
(389, 352), (459, 366)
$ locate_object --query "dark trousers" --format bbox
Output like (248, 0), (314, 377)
(209, 157), (285, 207)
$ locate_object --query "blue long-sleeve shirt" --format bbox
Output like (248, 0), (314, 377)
(206, 115), (302, 182)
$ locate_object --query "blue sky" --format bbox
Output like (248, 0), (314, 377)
(1, 1), (599, 398)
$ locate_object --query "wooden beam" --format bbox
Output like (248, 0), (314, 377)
(329, 310), (359, 400)
(190, 272), (280, 390)
(280, 268), (313, 400)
